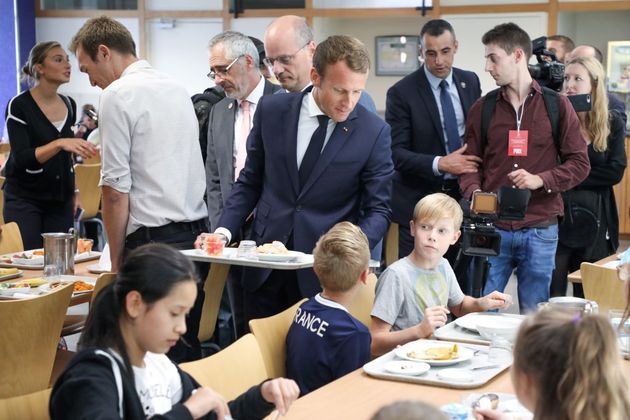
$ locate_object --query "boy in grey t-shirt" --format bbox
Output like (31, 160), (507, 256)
(370, 193), (512, 356)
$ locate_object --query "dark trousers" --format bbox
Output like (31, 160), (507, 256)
(124, 219), (208, 363)
(3, 191), (73, 250)
(242, 268), (302, 328)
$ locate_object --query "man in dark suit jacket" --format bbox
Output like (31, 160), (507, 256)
(386, 19), (481, 265)
(215, 35), (394, 323)
(205, 31), (282, 337)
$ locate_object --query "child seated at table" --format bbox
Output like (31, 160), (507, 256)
(285, 222), (371, 395)
(50, 243), (299, 419)
(474, 310), (630, 420)
(371, 400), (448, 420)
(370, 193), (512, 356)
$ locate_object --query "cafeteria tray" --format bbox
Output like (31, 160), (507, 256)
(434, 313), (525, 346)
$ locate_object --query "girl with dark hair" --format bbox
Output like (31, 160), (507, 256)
(474, 310), (630, 420)
(50, 243), (299, 419)
(4, 41), (98, 249)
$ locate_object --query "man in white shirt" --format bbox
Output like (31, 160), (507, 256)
(205, 31), (282, 337)
(70, 16), (208, 361)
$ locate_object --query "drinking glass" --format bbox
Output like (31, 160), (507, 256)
(609, 309), (630, 354)
(43, 264), (60, 279)
(237, 240), (257, 259)
(487, 335), (513, 364)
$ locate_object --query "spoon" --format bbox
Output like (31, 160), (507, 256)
(472, 393), (500, 410)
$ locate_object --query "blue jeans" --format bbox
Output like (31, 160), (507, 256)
(483, 225), (558, 313)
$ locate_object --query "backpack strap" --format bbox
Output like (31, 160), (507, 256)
(480, 88), (500, 157)
(540, 86), (560, 153)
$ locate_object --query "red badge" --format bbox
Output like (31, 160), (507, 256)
(508, 130), (528, 157)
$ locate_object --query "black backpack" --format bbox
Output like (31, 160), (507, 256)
(191, 86), (226, 164)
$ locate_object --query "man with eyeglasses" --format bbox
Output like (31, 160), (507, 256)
(264, 15), (377, 113)
(206, 35), (393, 324)
(205, 31), (282, 337)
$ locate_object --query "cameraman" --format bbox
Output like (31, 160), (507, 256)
(459, 23), (590, 312)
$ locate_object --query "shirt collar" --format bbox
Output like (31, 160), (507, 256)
(120, 59), (151, 77)
(239, 75), (265, 107)
(307, 90), (326, 119)
(314, 293), (349, 312)
(424, 65), (454, 90)
(498, 79), (541, 102)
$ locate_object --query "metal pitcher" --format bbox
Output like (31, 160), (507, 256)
(42, 228), (77, 275)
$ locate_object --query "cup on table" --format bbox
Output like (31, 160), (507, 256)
(609, 309), (630, 354)
(237, 240), (257, 259)
(43, 264), (60, 279)
(203, 234), (225, 256)
(487, 335), (513, 364)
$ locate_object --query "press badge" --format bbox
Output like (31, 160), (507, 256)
(508, 130), (528, 156)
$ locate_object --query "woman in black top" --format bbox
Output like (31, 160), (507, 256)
(551, 56), (627, 297)
(4, 41), (97, 249)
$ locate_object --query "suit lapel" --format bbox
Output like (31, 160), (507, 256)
(286, 93), (305, 197)
(452, 70), (471, 119)
(417, 67), (445, 146)
(222, 99), (237, 177)
(298, 108), (357, 198)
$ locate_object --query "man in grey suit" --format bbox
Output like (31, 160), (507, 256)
(205, 31), (282, 336)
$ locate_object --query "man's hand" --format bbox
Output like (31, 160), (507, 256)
(260, 378), (300, 416)
(194, 232), (228, 249)
(479, 291), (513, 311)
(507, 169), (543, 190)
(437, 144), (482, 175)
(417, 306), (450, 338)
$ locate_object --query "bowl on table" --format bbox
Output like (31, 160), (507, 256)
(475, 317), (523, 341)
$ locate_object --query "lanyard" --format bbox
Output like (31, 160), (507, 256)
(515, 96), (527, 133)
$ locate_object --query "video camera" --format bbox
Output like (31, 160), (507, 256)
(461, 188), (531, 257)
(528, 36), (565, 91)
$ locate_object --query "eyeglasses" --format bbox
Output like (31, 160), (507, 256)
(263, 42), (309, 67)
(207, 55), (243, 80)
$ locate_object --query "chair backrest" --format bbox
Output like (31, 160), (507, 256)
(248, 299), (306, 378)
(198, 263), (230, 342)
(0, 387), (51, 420)
(0, 176), (5, 225)
(90, 272), (117, 306)
(179, 333), (267, 401)
(385, 223), (399, 267)
(0, 222), (24, 256)
(580, 262), (627, 313)
(0, 282), (74, 397)
(346, 273), (378, 328)
(74, 163), (102, 219)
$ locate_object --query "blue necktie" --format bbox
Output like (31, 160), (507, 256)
(299, 115), (330, 188)
(439, 79), (462, 153)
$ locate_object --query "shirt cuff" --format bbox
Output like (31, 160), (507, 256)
(432, 156), (443, 176)
(215, 227), (232, 244)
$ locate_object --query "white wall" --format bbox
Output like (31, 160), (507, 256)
(147, 0), (221, 10)
(35, 17), (139, 115)
(230, 17), (274, 41)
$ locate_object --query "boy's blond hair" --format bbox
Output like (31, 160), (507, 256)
(313, 222), (369, 292)
(412, 193), (463, 230)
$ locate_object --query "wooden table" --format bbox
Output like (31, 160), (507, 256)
(268, 360), (630, 419)
(567, 253), (618, 284)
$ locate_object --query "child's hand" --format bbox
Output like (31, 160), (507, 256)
(183, 387), (231, 419)
(260, 378), (300, 416)
(473, 407), (510, 420)
(418, 306), (450, 337)
(480, 291), (512, 310)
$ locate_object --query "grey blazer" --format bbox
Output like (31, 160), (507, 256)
(205, 79), (282, 231)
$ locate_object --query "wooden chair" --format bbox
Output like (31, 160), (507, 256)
(346, 273), (378, 328)
(0, 388), (51, 420)
(0, 282), (74, 397)
(580, 262), (627, 313)
(180, 333), (268, 400)
(0, 222), (24, 255)
(74, 163), (105, 249)
(198, 263), (231, 342)
(61, 272), (117, 336)
(248, 299), (306, 378)
(385, 223), (399, 268)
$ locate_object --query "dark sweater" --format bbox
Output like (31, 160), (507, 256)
(4, 90), (76, 202)
(50, 348), (275, 420)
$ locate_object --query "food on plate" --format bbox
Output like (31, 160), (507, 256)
(257, 241), (289, 255)
(77, 239), (94, 254)
(50, 280), (94, 292)
(0, 268), (19, 276)
(0, 281), (30, 290)
(22, 278), (47, 287)
(407, 344), (459, 361)
(32, 250), (45, 256)
(12, 253), (38, 260)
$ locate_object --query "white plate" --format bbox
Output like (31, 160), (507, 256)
(384, 360), (430, 376)
(0, 270), (23, 282)
(87, 264), (111, 274)
(394, 341), (475, 366)
(454, 313), (519, 333)
(256, 250), (304, 262)
(11, 255), (44, 266)
(436, 368), (474, 383)
(40, 277), (97, 297)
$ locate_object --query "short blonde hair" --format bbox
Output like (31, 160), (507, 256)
(412, 193), (463, 230)
(313, 222), (370, 292)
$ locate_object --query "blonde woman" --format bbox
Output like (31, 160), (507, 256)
(475, 310), (630, 420)
(550, 56), (627, 297)
(4, 41), (97, 249)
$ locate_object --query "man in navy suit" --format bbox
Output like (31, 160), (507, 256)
(386, 19), (482, 268)
(213, 35), (394, 323)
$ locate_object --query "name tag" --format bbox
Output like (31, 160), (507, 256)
(508, 130), (528, 157)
